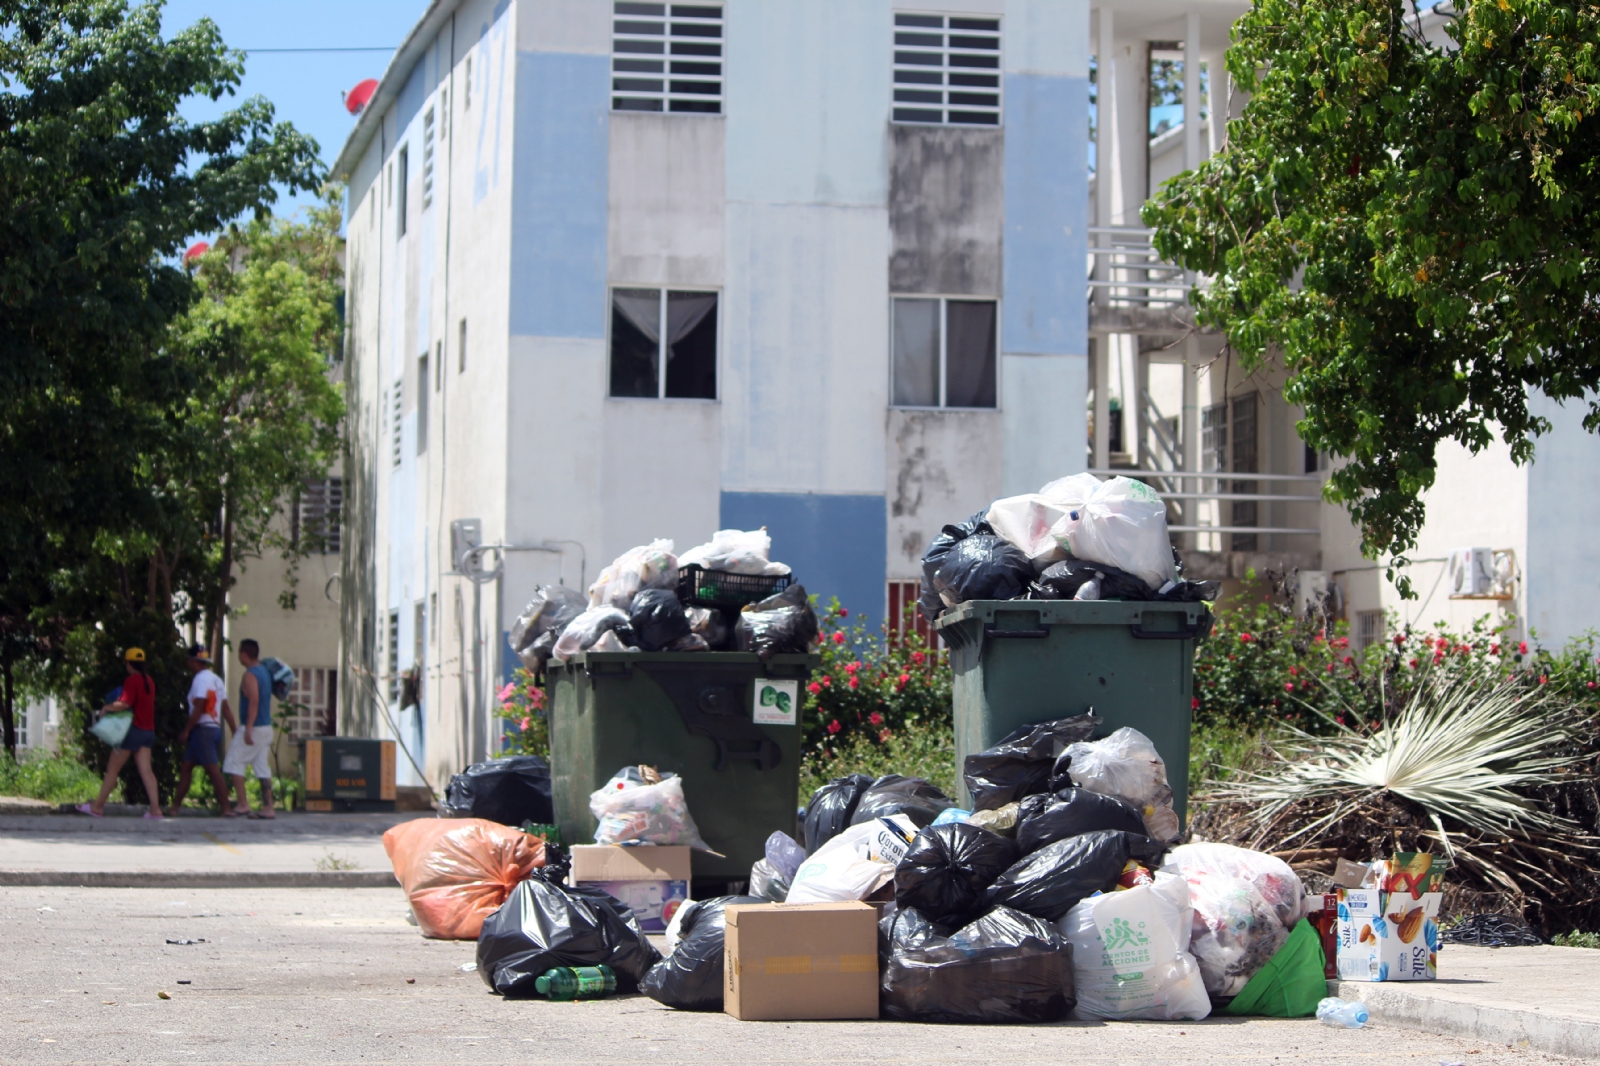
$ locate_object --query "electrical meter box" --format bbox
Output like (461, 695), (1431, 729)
(302, 737), (396, 812)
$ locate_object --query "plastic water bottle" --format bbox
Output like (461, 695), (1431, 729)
(533, 964), (617, 1001)
(1316, 996), (1370, 1028)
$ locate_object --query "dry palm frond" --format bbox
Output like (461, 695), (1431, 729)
(1212, 674), (1588, 850)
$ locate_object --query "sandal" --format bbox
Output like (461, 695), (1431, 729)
(74, 803), (103, 818)
(247, 810), (276, 820)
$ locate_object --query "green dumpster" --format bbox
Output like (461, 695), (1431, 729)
(547, 650), (818, 884)
(935, 599), (1210, 822)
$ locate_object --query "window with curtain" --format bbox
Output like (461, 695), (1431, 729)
(891, 296), (997, 408)
(609, 288), (718, 399)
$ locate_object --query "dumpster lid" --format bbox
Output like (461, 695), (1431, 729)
(933, 599), (1209, 630)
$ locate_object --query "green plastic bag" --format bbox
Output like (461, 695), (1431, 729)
(90, 710), (133, 748)
(1221, 918), (1327, 1018)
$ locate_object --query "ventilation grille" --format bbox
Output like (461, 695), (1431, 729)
(612, 2), (723, 114)
(893, 12), (1001, 125)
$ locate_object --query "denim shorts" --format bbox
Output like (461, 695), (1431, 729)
(120, 727), (156, 752)
(184, 726), (223, 767)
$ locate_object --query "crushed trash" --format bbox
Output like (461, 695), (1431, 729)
(164, 938), (206, 945)
(1316, 996), (1369, 1028)
(509, 585), (587, 673)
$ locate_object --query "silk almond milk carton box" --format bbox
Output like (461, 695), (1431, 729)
(1337, 853), (1445, 981)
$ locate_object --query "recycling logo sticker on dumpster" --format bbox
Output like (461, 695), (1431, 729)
(753, 680), (799, 725)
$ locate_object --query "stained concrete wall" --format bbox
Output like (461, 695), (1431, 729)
(889, 126), (1003, 296)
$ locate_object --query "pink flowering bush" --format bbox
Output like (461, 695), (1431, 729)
(494, 666), (550, 759)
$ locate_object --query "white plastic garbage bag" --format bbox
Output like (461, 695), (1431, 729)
(1038, 472), (1104, 510)
(552, 606), (631, 660)
(1064, 476), (1176, 591)
(1060, 870), (1212, 1021)
(1065, 726), (1182, 845)
(1164, 842), (1307, 997)
(589, 766), (713, 851)
(677, 529), (790, 576)
(986, 473), (1104, 570)
(784, 815), (917, 904)
(588, 539), (677, 610)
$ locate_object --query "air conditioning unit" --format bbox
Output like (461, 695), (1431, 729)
(1448, 547), (1495, 598)
(449, 518), (482, 574)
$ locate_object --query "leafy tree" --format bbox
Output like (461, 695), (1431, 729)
(0, 0), (321, 756)
(1144, 0), (1600, 588)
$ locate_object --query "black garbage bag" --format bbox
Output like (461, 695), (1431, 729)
(802, 773), (874, 855)
(628, 588), (691, 651)
(879, 903), (1076, 1023)
(639, 896), (761, 1010)
(982, 829), (1163, 921)
(894, 823), (1019, 928)
(735, 583), (819, 660)
(1014, 788), (1147, 855)
(476, 870), (662, 997)
(1033, 558), (1153, 601)
(849, 774), (956, 830)
(963, 714), (1099, 811)
(439, 755), (554, 826)
(931, 535), (1033, 609)
(918, 509), (994, 623)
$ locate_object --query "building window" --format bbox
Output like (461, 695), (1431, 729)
(391, 385), (403, 467)
(282, 667), (337, 740)
(396, 145), (409, 236)
(386, 610), (400, 703)
(422, 107), (436, 210)
(609, 288), (718, 399)
(891, 297), (997, 408)
(611, 2), (723, 114)
(1355, 609), (1385, 651)
(416, 352), (429, 454)
(893, 12), (1001, 125)
(293, 478), (343, 555)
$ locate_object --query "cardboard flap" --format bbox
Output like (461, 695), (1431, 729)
(569, 844), (692, 882)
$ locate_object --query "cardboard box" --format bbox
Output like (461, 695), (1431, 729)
(723, 902), (879, 1021)
(569, 845), (691, 933)
(1336, 853), (1446, 982)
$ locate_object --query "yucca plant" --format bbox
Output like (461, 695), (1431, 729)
(1197, 673), (1599, 926)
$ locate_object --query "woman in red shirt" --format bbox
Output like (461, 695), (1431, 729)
(77, 648), (164, 819)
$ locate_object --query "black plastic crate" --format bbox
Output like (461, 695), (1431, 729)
(676, 564), (791, 608)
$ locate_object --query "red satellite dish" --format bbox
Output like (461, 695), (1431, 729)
(344, 78), (379, 115)
(183, 241), (210, 263)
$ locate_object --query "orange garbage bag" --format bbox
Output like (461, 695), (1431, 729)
(383, 818), (546, 939)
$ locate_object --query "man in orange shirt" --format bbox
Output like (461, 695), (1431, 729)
(165, 644), (237, 816)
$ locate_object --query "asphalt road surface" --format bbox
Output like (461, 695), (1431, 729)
(0, 886), (1575, 1065)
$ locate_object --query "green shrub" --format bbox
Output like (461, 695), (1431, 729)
(0, 749), (101, 805)
(495, 667), (550, 760)
(1552, 931), (1600, 949)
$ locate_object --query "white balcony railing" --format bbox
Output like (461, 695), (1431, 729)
(1088, 468), (1324, 539)
(1086, 226), (1192, 309)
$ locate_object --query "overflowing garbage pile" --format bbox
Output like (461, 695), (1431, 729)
(920, 472), (1220, 623)
(507, 529), (819, 673)
(704, 717), (1320, 1023)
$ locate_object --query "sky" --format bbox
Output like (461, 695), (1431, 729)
(160, 0), (428, 229)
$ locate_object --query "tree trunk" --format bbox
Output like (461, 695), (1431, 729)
(210, 493), (234, 664)
(1, 652), (16, 760)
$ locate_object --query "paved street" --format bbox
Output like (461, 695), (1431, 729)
(0, 886), (1580, 1066)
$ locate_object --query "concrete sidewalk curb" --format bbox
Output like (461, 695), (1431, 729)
(1332, 979), (1600, 1062)
(0, 870), (398, 889)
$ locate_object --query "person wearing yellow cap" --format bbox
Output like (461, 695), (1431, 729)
(77, 648), (163, 819)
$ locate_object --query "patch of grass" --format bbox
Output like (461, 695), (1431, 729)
(1552, 931), (1600, 949)
(1189, 719), (1277, 798)
(800, 726), (958, 806)
(0, 749), (101, 805)
(313, 851), (360, 872)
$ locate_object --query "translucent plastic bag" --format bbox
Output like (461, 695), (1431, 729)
(588, 539), (677, 611)
(89, 710), (133, 748)
(677, 529), (790, 576)
(986, 494), (1074, 569)
(734, 583), (818, 661)
(764, 830), (806, 881)
(786, 815), (917, 904)
(382, 818), (548, 940)
(1165, 843), (1307, 997)
(1062, 726), (1170, 808)
(509, 585), (587, 671)
(1060, 870), (1212, 1021)
(588, 766), (712, 851)
(684, 605), (729, 650)
(747, 858), (790, 902)
(552, 606), (632, 660)
(880, 903), (1076, 1023)
(1064, 476), (1177, 592)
